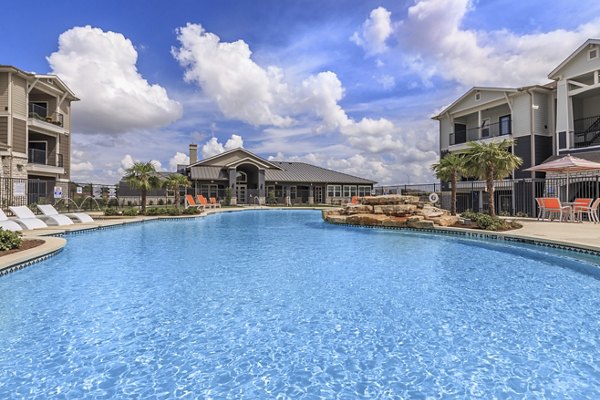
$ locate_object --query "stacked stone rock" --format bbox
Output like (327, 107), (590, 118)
(322, 195), (458, 229)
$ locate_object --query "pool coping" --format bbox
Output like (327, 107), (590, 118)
(3, 206), (600, 277)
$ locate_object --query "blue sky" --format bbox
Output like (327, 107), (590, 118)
(3, 0), (600, 184)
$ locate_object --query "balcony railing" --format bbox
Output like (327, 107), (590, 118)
(573, 115), (600, 148)
(28, 103), (64, 127)
(28, 149), (64, 168)
(450, 121), (511, 145)
(28, 148), (47, 165)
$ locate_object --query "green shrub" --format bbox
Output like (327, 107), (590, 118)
(459, 211), (522, 231)
(123, 208), (139, 216)
(104, 208), (119, 216)
(145, 207), (168, 216)
(167, 208), (181, 216)
(127, 200), (133, 207)
(0, 229), (22, 251)
(182, 207), (201, 215)
(149, 200), (154, 206)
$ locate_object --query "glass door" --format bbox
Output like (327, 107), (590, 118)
(314, 186), (323, 203)
(237, 184), (247, 204)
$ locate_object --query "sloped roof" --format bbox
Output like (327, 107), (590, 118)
(265, 161), (376, 184)
(432, 87), (518, 120)
(189, 147), (283, 169)
(548, 39), (600, 80)
(190, 166), (228, 180)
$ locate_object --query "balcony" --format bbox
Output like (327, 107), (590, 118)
(28, 103), (64, 127)
(449, 120), (512, 146)
(572, 115), (600, 148)
(27, 148), (64, 175)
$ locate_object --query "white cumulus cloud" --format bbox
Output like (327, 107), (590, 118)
(48, 25), (182, 134)
(395, 0), (600, 87)
(169, 152), (190, 170)
(351, 7), (393, 56)
(201, 134), (245, 158)
(172, 23), (293, 127)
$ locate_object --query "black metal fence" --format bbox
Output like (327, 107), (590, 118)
(375, 175), (600, 217)
(0, 177), (119, 213)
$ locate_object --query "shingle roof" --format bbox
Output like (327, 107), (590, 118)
(265, 161), (376, 184)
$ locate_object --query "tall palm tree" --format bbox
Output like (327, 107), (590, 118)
(431, 153), (465, 216)
(463, 139), (523, 217)
(163, 173), (190, 210)
(123, 161), (160, 212)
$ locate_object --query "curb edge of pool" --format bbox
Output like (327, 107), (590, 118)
(0, 236), (67, 277)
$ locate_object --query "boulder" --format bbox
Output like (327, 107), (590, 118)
(373, 204), (417, 216)
(324, 214), (346, 223)
(382, 217), (408, 228)
(346, 214), (389, 226)
(361, 195), (420, 205)
(420, 205), (448, 218)
(342, 204), (373, 215)
(407, 219), (435, 229)
(429, 215), (459, 227)
(407, 215), (424, 222)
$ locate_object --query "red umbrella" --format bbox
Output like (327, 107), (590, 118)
(525, 154), (600, 200)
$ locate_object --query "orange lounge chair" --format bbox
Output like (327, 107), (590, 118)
(185, 194), (204, 210)
(535, 197), (545, 220)
(543, 197), (571, 221)
(196, 195), (215, 209)
(210, 197), (222, 208)
(351, 196), (360, 205)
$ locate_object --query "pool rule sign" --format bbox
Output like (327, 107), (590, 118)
(53, 186), (63, 199)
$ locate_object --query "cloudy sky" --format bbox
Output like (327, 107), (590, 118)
(3, 0), (600, 184)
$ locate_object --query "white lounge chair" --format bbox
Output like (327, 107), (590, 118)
(36, 204), (74, 226)
(0, 209), (23, 232)
(38, 204), (94, 224)
(8, 206), (48, 230)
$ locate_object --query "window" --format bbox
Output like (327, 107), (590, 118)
(499, 115), (511, 135)
(480, 118), (490, 138)
(327, 185), (341, 197)
(343, 185), (357, 197)
(290, 186), (297, 199)
(266, 185), (275, 197)
(589, 48), (598, 60)
(475, 91), (481, 101)
(358, 186), (371, 196)
(236, 171), (247, 183)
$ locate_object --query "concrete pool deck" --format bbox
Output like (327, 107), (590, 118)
(2, 207), (600, 275)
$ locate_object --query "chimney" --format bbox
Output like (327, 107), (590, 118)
(189, 143), (198, 164)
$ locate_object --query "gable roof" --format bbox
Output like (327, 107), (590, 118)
(265, 161), (376, 184)
(432, 87), (517, 120)
(548, 39), (600, 80)
(188, 147), (283, 170)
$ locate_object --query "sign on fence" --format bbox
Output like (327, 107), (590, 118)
(13, 182), (25, 197)
(76, 186), (83, 194)
(92, 185), (102, 199)
(54, 186), (63, 199)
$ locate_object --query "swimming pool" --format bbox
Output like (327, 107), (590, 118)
(0, 210), (599, 398)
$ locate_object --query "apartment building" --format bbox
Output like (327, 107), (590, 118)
(0, 65), (78, 203)
(433, 39), (600, 213)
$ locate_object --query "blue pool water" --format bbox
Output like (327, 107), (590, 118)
(1, 210), (600, 398)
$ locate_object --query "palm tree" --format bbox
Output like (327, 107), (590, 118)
(163, 173), (190, 210)
(463, 139), (523, 217)
(431, 153), (465, 216)
(123, 161), (160, 212)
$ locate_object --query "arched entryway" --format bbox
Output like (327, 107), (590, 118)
(235, 163), (259, 204)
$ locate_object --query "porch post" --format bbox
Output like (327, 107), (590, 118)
(258, 169), (266, 205)
(285, 185), (291, 206)
(228, 168), (237, 206)
(308, 184), (314, 205)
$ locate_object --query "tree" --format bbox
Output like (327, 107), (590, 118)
(163, 173), (190, 210)
(123, 161), (161, 212)
(431, 153), (465, 216)
(463, 139), (523, 217)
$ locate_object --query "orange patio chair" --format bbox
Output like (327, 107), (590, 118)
(210, 197), (222, 208)
(543, 197), (571, 221)
(185, 194), (204, 210)
(351, 196), (360, 205)
(535, 197), (546, 220)
(575, 198), (600, 223)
